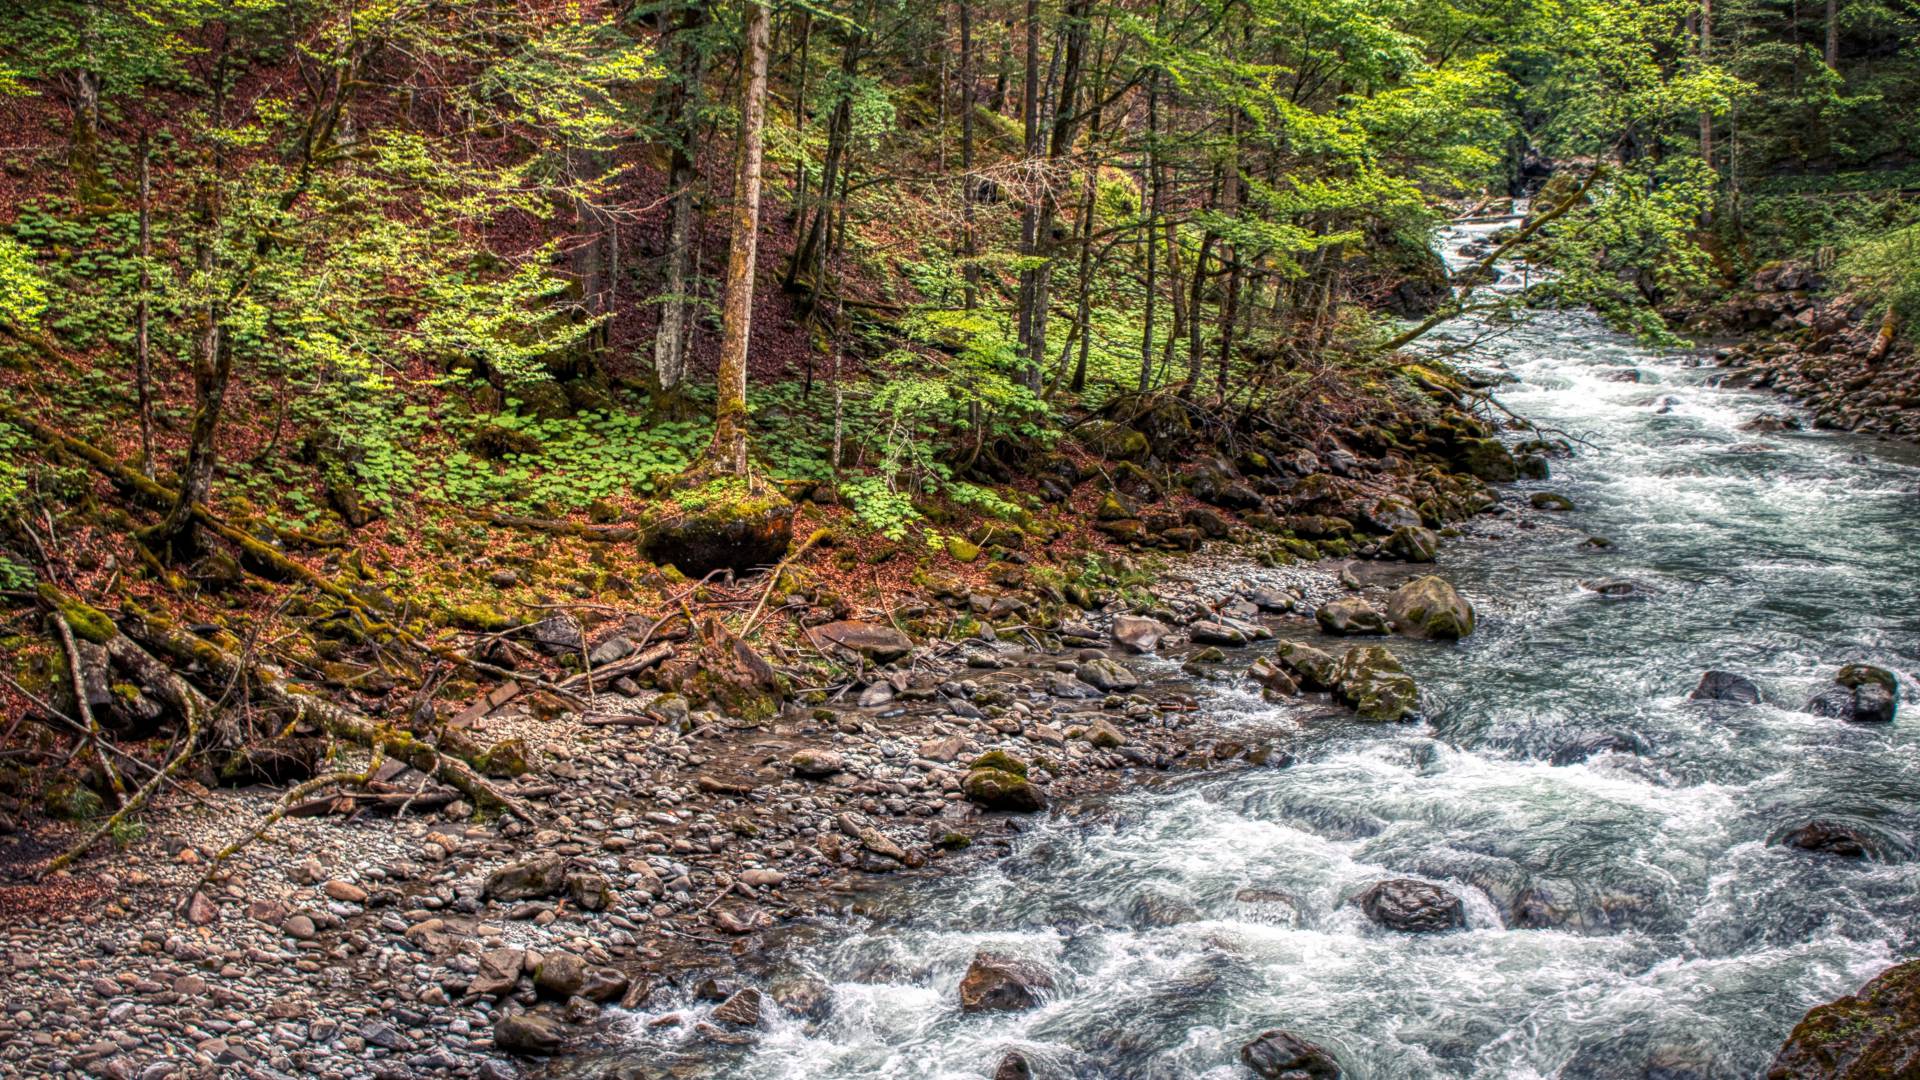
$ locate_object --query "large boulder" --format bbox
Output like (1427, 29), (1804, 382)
(1385, 576), (1475, 640)
(1316, 598), (1388, 636)
(1075, 657), (1140, 693)
(1690, 670), (1761, 705)
(1112, 614), (1166, 654)
(1806, 665), (1899, 724)
(1191, 620), (1252, 646)
(494, 1011), (564, 1056)
(1766, 959), (1920, 1079)
(1385, 525), (1440, 563)
(1356, 878), (1465, 932)
(806, 620), (915, 664)
(1457, 438), (1518, 483)
(957, 953), (1055, 1012)
(1240, 1029), (1343, 1079)
(642, 484), (795, 577)
(485, 855), (567, 902)
(1332, 646), (1419, 722)
(1274, 641), (1339, 692)
(962, 768), (1047, 812)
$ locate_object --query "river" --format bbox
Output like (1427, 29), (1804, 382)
(604, 220), (1920, 1079)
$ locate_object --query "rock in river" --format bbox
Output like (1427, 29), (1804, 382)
(1773, 820), (1883, 861)
(1274, 641), (1338, 692)
(1806, 664), (1899, 724)
(494, 1011), (564, 1056)
(1690, 670), (1761, 705)
(1316, 597), (1388, 636)
(963, 767), (1047, 812)
(1076, 657), (1140, 692)
(806, 620), (915, 663)
(1385, 576), (1475, 640)
(1767, 958), (1920, 1079)
(958, 953), (1055, 1012)
(1331, 645), (1419, 722)
(1240, 1029), (1343, 1079)
(1357, 878), (1466, 932)
(1112, 614), (1166, 653)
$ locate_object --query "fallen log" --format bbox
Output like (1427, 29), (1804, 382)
(558, 643), (674, 690)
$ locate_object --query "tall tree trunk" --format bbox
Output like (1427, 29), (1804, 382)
(790, 8), (813, 219)
(703, 0), (772, 478)
(70, 5), (103, 204)
(1015, 0), (1043, 388)
(1824, 0), (1839, 68)
(959, 0), (978, 310)
(1699, 0), (1714, 170)
(134, 129), (154, 475)
(653, 6), (708, 403)
(1138, 69), (1160, 392)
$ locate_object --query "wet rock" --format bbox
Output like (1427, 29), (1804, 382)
(1385, 525), (1440, 563)
(1689, 670), (1760, 705)
(1075, 657), (1139, 692)
(1233, 888), (1303, 928)
(580, 968), (630, 1003)
(1458, 438), (1519, 483)
(993, 1051), (1034, 1080)
(1240, 1029), (1342, 1079)
(1773, 820), (1876, 860)
(1190, 620), (1251, 646)
(493, 1011), (563, 1056)
(789, 749), (847, 778)
(1274, 641), (1338, 692)
(1806, 665), (1899, 724)
(1356, 878), (1465, 932)
(1315, 598), (1388, 636)
(1529, 492), (1575, 511)
(962, 768), (1047, 812)
(485, 854), (567, 901)
(1083, 719), (1127, 749)
(1579, 578), (1653, 599)
(1742, 413), (1803, 433)
(1549, 731), (1650, 766)
(534, 953), (587, 999)
(958, 953), (1055, 1012)
(710, 987), (762, 1027)
(1385, 576), (1475, 640)
(1112, 615), (1167, 654)
(806, 620), (914, 664)
(1248, 589), (1295, 612)
(1331, 646), (1419, 722)
(1767, 958), (1920, 1079)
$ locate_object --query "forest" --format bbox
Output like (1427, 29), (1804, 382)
(0, 0), (1917, 1077)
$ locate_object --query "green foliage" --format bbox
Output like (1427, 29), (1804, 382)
(1837, 221), (1920, 341)
(0, 234), (48, 328)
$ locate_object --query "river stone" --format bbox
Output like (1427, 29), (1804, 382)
(1459, 438), (1519, 482)
(1774, 820), (1877, 860)
(1240, 1029), (1342, 1079)
(467, 948), (528, 997)
(1767, 958), (1920, 1079)
(962, 768), (1047, 812)
(485, 854), (567, 901)
(1806, 665), (1899, 724)
(1316, 598), (1388, 636)
(579, 967), (630, 1003)
(1112, 614), (1166, 653)
(1549, 730), (1650, 766)
(1357, 878), (1465, 932)
(494, 1011), (564, 1056)
(1075, 657), (1139, 692)
(1580, 577), (1653, 599)
(1690, 670), (1761, 705)
(1332, 646), (1419, 722)
(533, 953), (587, 999)
(1275, 641), (1338, 692)
(958, 953), (1055, 1012)
(1385, 576), (1475, 640)
(806, 620), (914, 663)
(1234, 888), (1304, 928)
(993, 1051), (1034, 1080)
(1190, 619), (1250, 646)
(1385, 525), (1440, 563)
(1530, 491), (1575, 511)
(790, 749), (846, 778)
(711, 987), (762, 1027)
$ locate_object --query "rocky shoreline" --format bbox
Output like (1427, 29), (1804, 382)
(5, 547), (1443, 1080)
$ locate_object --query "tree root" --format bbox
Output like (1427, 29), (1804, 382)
(122, 603), (543, 825)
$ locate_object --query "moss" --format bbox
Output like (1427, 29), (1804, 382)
(945, 536), (982, 563)
(43, 780), (104, 821)
(38, 584), (115, 644)
(473, 738), (531, 777)
(441, 602), (514, 632)
(971, 749), (1029, 777)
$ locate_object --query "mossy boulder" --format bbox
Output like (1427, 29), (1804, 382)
(1332, 645), (1420, 721)
(1079, 419), (1150, 462)
(1529, 492), (1575, 511)
(1275, 641), (1339, 691)
(1316, 597), (1389, 636)
(971, 750), (1029, 777)
(945, 536), (983, 563)
(1386, 576), (1476, 640)
(643, 481), (796, 577)
(474, 738), (531, 778)
(42, 780), (104, 821)
(1457, 438), (1518, 483)
(1767, 959), (1920, 1079)
(1385, 525), (1440, 563)
(962, 768), (1047, 812)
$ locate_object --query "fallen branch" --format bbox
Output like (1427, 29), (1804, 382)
(190, 746), (388, 901)
(739, 527), (829, 637)
(558, 643), (673, 690)
(51, 612), (126, 809)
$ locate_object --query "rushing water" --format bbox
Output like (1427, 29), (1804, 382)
(611, 221), (1920, 1079)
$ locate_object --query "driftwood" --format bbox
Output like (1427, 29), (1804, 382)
(122, 604), (543, 825)
(558, 643), (674, 691)
(51, 612), (125, 808)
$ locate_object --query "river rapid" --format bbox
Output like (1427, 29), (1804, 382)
(608, 221), (1920, 1079)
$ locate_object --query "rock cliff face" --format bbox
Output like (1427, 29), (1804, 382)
(1766, 959), (1920, 1079)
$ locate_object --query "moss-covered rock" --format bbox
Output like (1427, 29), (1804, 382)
(971, 750), (1029, 777)
(1386, 576), (1476, 640)
(643, 481), (796, 577)
(1332, 645), (1420, 721)
(1079, 419), (1150, 462)
(962, 768), (1047, 812)
(1457, 438), (1518, 483)
(1385, 525), (1440, 563)
(43, 779), (104, 821)
(1275, 641), (1339, 691)
(474, 738), (531, 778)
(1767, 959), (1920, 1079)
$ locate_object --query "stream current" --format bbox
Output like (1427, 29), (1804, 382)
(612, 220), (1920, 1078)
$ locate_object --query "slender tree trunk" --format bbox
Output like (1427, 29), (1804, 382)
(791, 8), (812, 219)
(1138, 69), (1160, 393)
(70, 5), (103, 204)
(134, 129), (154, 476)
(653, 6), (708, 403)
(1015, 0), (1043, 388)
(959, 0), (978, 310)
(703, 0), (772, 478)
(1699, 0), (1714, 170)
(1825, 0), (1839, 68)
